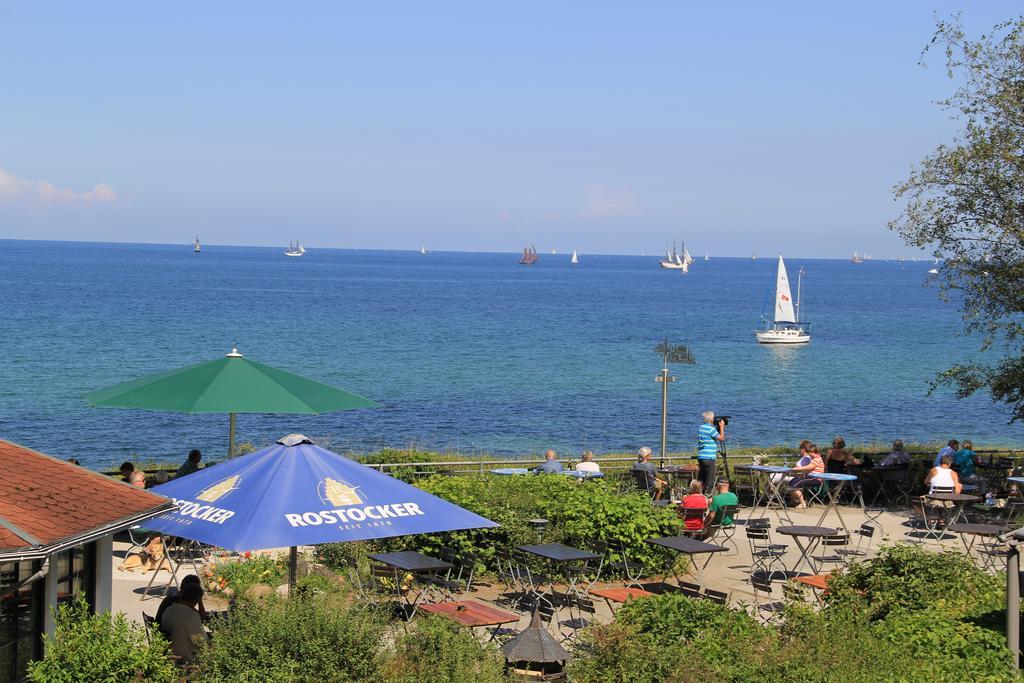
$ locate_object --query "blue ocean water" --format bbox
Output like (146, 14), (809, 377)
(0, 240), (1019, 469)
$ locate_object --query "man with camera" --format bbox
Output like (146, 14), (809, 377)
(698, 411), (726, 494)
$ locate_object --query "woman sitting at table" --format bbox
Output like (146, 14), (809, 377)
(826, 436), (857, 473)
(789, 444), (826, 509)
(678, 480), (709, 533)
(575, 450), (601, 474)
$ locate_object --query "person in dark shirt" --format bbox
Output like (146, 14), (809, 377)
(119, 461), (135, 483)
(155, 574), (207, 625)
(175, 450), (202, 478)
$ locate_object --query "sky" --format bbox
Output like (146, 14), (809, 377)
(0, 2), (1020, 257)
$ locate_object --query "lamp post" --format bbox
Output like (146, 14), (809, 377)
(654, 341), (695, 467)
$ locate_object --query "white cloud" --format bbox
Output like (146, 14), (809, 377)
(0, 168), (116, 204)
(582, 183), (637, 218)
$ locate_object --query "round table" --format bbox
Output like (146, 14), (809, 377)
(809, 472), (858, 532)
(925, 492), (982, 526)
(777, 525), (838, 575)
(748, 466), (796, 525)
(947, 522), (1004, 570)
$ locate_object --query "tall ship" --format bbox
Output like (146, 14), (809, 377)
(193, 235), (200, 253)
(519, 244), (538, 265)
(660, 241), (694, 272)
(285, 241), (307, 257)
(755, 255), (810, 344)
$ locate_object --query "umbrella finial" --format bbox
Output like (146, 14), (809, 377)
(278, 434), (314, 447)
(226, 347), (243, 358)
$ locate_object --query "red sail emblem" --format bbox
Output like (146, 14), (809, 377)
(780, 294), (790, 301)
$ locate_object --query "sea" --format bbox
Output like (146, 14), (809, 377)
(0, 240), (1020, 470)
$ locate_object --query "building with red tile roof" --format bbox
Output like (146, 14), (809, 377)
(0, 440), (173, 681)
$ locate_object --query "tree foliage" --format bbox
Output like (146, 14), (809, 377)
(891, 15), (1024, 420)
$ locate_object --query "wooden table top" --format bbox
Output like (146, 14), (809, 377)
(419, 600), (520, 627)
(589, 586), (656, 603)
(792, 573), (832, 590)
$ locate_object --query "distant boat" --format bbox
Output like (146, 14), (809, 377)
(193, 235), (200, 253)
(420, 246), (428, 255)
(704, 252), (709, 262)
(851, 252), (863, 264)
(660, 241), (693, 271)
(519, 244), (538, 265)
(756, 255), (810, 344)
(751, 254), (758, 260)
(551, 248), (557, 255)
(285, 241), (307, 257)
(928, 267), (939, 274)
(570, 249), (579, 264)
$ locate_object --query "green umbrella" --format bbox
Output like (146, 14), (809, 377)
(85, 348), (381, 456)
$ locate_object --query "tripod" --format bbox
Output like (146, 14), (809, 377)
(719, 439), (731, 482)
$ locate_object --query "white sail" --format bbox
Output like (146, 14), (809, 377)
(570, 249), (578, 264)
(774, 255), (797, 323)
(682, 245), (694, 266)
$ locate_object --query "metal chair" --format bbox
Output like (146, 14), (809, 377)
(606, 540), (648, 588)
(870, 467), (910, 508)
(750, 575), (785, 624)
(906, 497), (947, 543)
(677, 580), (702, 598)
(632, 469), (669, 506)
(680, 507), (707, 538)
(707, 504), (739, 554)
(838, 523), (877, 560)
(558, 594), (597, 642)
(703, 588), (729, 605)
(745, 525), (788, 578)
(811, 534), (851, 572)
(142, 612), (156, 645)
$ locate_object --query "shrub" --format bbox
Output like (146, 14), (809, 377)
(28, 597), (176, 683)
(381, 615), (505, 683)
(194, 592), (388, 682)
(204, 552), (288, 595)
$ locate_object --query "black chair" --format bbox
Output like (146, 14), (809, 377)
(750, 575), (785, 624)
(703, 588), (729, 605)
(142, 612), (156, 645)
(745, 525), (788, 578)
(811, 534), (851, 572)
(677, 580), (702, 598)
(707, 504), (739, 553)
(558, 594), (597, 642)
(838, 523), (876, 560)
(606, 540), (647, 588)
(679, 507), (707, 538)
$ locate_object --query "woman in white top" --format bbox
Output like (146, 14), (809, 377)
(925, 454), (962, 494)
(575, 450), (601, 474)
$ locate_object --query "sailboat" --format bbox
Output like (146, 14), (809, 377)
(570, 249), (579, 264)
(285, 241), (307, 257)
(519, 244), (538, 265)
(751, 253), (758, 260)
(704, 252), (709, 262)
(755, 255), (810, 344)
(851, 251), (863, 264)
(660, 241), (693, 271)
(680, 243), (694, 273)
(193, 235), (200, 253)
(420, 246), (428, 255)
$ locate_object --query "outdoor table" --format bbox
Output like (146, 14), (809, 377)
(419, 600), (520, 639)
(658, 465), (697, 499)
(368, 551), (453, 619)
(776, 525), (837, 575)
(518, 543), (601, 601)
(589, 586), (655, 613)
(563, 470), (604, 479)
(863, 466), (909, 508)
(491, 468), (530, 475)
(809, 472), (858, 533)
(925, 492), (982, 527)
(747, 465), (794, 525)
(645, 535), (727, 587)
(947, 523), (1004, 571)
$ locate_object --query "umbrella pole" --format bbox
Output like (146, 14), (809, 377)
(288, 546), (298, 592)
(228, 412), (237, 458)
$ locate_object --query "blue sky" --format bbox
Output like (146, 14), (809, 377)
(0, 2), (1019, 257)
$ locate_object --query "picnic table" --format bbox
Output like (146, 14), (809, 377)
(419, 600), (520, 638)
(645, 535), (726, 587)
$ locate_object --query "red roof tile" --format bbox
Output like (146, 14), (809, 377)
(0, 440), (171, 552)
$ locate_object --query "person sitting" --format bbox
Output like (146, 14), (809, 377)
(678, 480), (708, 533)
(954, 440), (980, 484)
(632, 447), (667, 500)
(128, 470), (147, 488)
(879, 439), (911, 467)
(934, 439), (959, 467)
(925, 454), (962, 495)
(119, 461), (135, 483)
(704, 478), (739, 538)
(789, 443), (825, 509)
(534, 449), (563, 474)
(575, 450), (601, 474)
(175, 449), (202, 478)
(159, 582), (206, 663)
(826, 436), (854, 473)
(155, 574), (207, 625)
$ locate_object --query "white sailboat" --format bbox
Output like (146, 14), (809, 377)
(660, 242), (685, 269)
(193, 234), (200, 253)
(851, 251), (863, 264)
(755, 255), (810, 344)
(704, 252), (709, 262)
(420, 246), (428, 255)
(570, 249), (579, 264)
(284, 241), (307, 257)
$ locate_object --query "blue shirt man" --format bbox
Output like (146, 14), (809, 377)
(954, 442), (977, 478)
(534, 449), (563, 474)
(934, 440), (959, 467)
(698, 423), (720, 460)
(697, 412), (725, 494)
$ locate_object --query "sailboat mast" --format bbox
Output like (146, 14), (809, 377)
(796, 267), (804, 323)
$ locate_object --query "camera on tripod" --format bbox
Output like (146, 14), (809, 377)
(712, 415), (731, 428)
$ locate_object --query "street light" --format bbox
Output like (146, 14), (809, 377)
(654, 341), (695, 467)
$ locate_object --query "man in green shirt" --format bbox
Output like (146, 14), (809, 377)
(706, 479), (739, 528)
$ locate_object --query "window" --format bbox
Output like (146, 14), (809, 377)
(55, 544), (96, 611)
(0, 560), (43, 683)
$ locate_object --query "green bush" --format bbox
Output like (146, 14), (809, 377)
(381, 615), (506, 683)
(205, 552), (288, 595)
(194, 592), (388, 682)
(28, 597), (177, 683)
(402, 475), (682, 571)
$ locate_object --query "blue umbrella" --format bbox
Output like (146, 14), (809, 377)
(145, 435), (497, 580)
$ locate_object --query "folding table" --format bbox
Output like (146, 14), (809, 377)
(809, 472), (858, 533)
(776, 525), (837, 575)
(924, 492), (981, 527)
(747, 465), (793, 524)
(947, 523), (1005, 571)
(644, 535), (726, 587)
(368, 551), (453, 620)
(419, 600), (520, 640)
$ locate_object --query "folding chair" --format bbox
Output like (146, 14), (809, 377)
(811, 534), (851, 572)
(142, 612), (157, 645)
(745, 525), (788, 578)
(838, 523), (877, 561)
(558, 594), (597, 642)
(750, 575), (785, 624)
(677, 580), (702, 598)
(907, 497), (947, 543)
(703, 588), (730, 605)
(680, 508), (707, 538)
(870, 467), (910, 508)
(707, 504), (739, 554)
(606, 540), (648, 589)
(564, 541), (605, 593)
